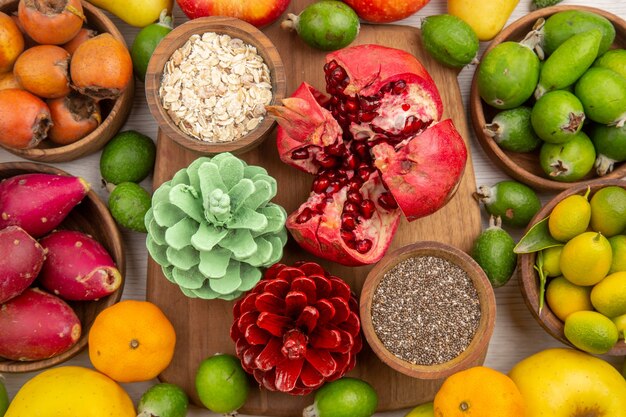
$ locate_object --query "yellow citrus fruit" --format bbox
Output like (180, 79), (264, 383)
(613, 313), (626, 339)
(88, 300), (176, 383)
(591, 271), (626, 318)
(542, 246), (563, 277)
(546, 276), (593, 321)
(549, 194), (591, 242)
(609, 235), (626, 274)
(564, 310), (618, 354)
(433, 366), (525, 417)
(559, 232), (612, 286)
(5, 366), (135, 417)
(590, 186), (626, 237)
(405, 402), (434, 417)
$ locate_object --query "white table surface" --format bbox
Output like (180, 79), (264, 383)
(2, 0), (625, 415)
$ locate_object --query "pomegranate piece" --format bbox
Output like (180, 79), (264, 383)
(231, 262), (362, 395)
(267, 44), (467, 266)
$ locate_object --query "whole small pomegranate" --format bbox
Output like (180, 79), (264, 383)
(48, 92), (101, 145)
(268, 44), (467, 266)
(18, 0), (84, 45)
(70, 33), (133, 100)
(13, 45), (71, 99)
(0, 88), (51, 149)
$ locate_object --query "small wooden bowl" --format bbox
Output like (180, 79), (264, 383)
(0, 162), (125, 372)
(470, 5), (626, 192)
(145, 16), (286, 155)
(518, 178), (626, 356)
(360, 241), (496, 380)
(0, 0), (134, 163)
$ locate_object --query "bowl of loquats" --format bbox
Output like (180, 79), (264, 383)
(470, 5), (626, 192)
(518, 178), (626, 356)
(359, 241), (497, 380)
(145, 16), (286, 155)
(0, 0), (134, 162)
(0, 162), (126, 372)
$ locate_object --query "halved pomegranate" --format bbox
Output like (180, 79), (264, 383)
(267, 44), (467, 266)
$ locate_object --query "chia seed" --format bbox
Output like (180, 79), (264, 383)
(371, 255), (481, 366)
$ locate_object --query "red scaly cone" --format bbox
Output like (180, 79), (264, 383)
(230, 262), (362, 395)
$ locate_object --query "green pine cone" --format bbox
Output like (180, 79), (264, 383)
(145, 153), (288, 300)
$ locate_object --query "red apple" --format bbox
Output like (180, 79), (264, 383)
(176, 0), (291, 27)
(342, 0), (430, 23)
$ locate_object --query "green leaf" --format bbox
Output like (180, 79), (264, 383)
(227, 207), (268, 232)
(218, 155), (245, 190)
(172, 266), (204, 289)
(209, 261), (242, 294)
(147, 235), (170, 267)
(170, 169), (190, 187)
(152, 202), (186, 228)
(166, 245), (199, 271)
(239, 263), (262, 292)
(228, 178), (255, 212)
(198, 248), (231, 278)
(169, 184), (203, 223)
(244, 179), (273, 210)
(164, 217), (199, 250)
(244, 165), (268, 179)
(514, 217), (562, 254)
(190, 223), (228, 252)
(219, 229), (257, 259)
(534, 251), (547, 315)
(186, 157), (212, 192)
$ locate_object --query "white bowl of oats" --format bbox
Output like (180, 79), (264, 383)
(145, 16), (286, 155)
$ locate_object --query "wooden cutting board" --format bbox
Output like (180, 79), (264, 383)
(146, 3), (482, 415)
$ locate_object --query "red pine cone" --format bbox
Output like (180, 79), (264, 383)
(230, 261), (362, 395)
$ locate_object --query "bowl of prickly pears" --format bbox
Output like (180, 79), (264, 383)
(470, 5), (626, 192)
(0, 0), (134, 162)
(517, 178), (626, 356)
(0, 162), (125, 372)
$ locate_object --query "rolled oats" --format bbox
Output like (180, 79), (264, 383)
(159, 32), (273, 143)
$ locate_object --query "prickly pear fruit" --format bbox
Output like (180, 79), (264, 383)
(0, 287), (81, 361)
(0, 173), (90, 237)
(39, 230), (122, 301)
(0, 226), (45, 303)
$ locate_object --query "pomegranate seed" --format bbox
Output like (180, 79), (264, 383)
(356, 239), (373, 254)
(360, 98), (380, 112)
(327, 170), (338, 180)
(344, 154), (359, 170)
(348, 180), (361, 192)
(326, 143), (346, 156)
(312, 178), (329, 194)
(315, 202), (326, 213)
(360, 199), (375, 219)
(341, 213), (356, 230)
(378, 192), (399, 210)
(317, 155), (338, 169)
(360, 112), (378, 122)
(331, 67), (346, 84)
(357, 167), (371, 182)
(336, 114), (348, 126)
(347, 191), (362, 204)
(343, 202), (358, 214)
(393, 80), (407, 95)
(324, 60), (337, 73)
(402, 104), (411, 111)
(345, 98), (359, 113)
(381, 83), (392, 94)
(326, 183), (341, 194)
(341, 230), (356, 248)
(291, 148), (309, 160)
(296, 208), (313, 224)
(353, 142), (368, 157)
